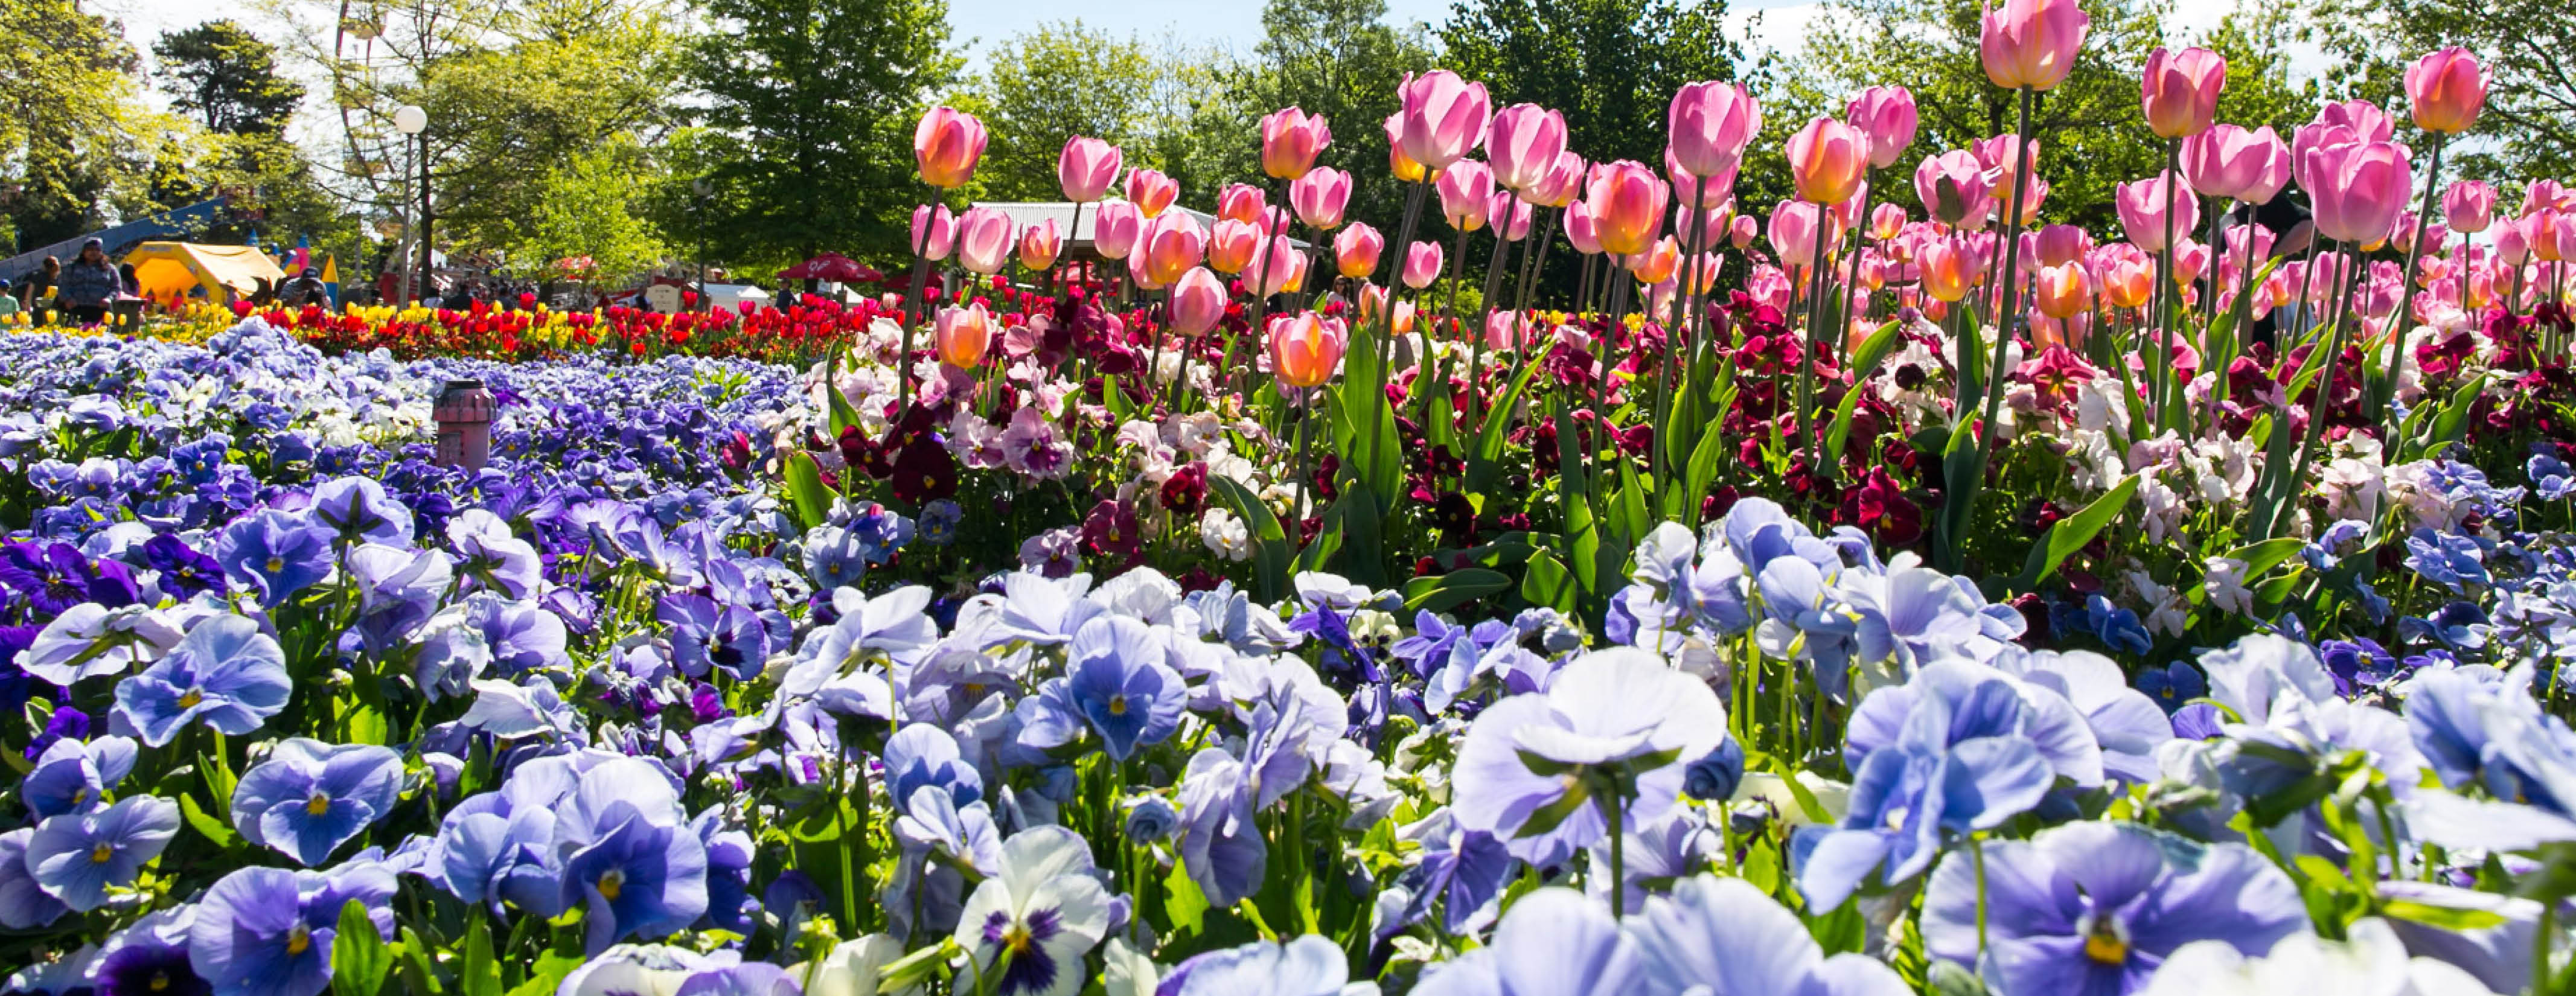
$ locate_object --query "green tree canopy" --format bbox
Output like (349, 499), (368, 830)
(2303, 0), (2576, 186)
(153, 19), (304, 136)
(965, 20), (1160, 203)
(1439, 0), (1750, 170)
(1232, 0), (1439, 232)
(689, 0), (963, 269)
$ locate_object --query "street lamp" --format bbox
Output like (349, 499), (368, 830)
(393, 104), (429, 306)
(691, 178), (712, 311)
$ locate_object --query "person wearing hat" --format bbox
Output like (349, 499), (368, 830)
(0, 278), (18, 318)
(56, 238), (120, 326)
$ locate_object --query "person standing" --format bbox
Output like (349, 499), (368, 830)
(55, 240), (120, 326)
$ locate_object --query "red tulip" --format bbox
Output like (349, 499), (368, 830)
(912, 107), (986, 188)
(2140, 47), (2226, 139)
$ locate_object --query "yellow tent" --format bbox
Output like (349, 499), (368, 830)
(124, 242), (287, 305)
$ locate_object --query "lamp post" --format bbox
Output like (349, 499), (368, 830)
(393, 104), (429, 305)
(692, 178), (712, 312)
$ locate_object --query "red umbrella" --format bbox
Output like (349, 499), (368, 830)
(776, 252), (883, 283)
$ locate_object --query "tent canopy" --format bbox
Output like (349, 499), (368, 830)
(126, 242), (287, 305)
(778, 252), (884, 283)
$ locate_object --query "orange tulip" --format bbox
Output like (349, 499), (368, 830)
(1207, 220), (1261, 275)
(1017, 220), (1062, 271)
(1134, 211), (1205, 287)
(1125, 168), (1179, 217)
(1268, 311), (1349, 389)
(1920, 237), (1974, 302)
(1584, 161), (1668, 257)
(935, 303), (994, 368)
(2033, 261), (2092, 319)
(1786, 117), (1869, 205)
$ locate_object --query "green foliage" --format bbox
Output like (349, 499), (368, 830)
(2304, 0), (2576, 184)
(0, 0), (166, 250)
(153, 19), (305, 136)
(1771, 0), (2311, 238)
(506, 138), (671, 281)
(1439, 0), (1750, 170)
(1235, 0), (1439, 230)
(689, 0), (964, 266)
(963, 20), (1162, 202)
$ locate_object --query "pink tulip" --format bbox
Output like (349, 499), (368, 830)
(1675, 203), (1733, 246)
(1488, 104), (1570, 192)
(1769, 200), (1826, 269)
(1664, 148), (1738, 208)
(1384, 113), (1428, 183)
(1335, 223), (1384, 278)
(1489, 191), (1532, 241)
(1133, 211), (1207, 287)
(1218, 184), (1267, 225)
(1970, 133), (2041, 206)
(1403, 241), (1445, 290)
(1485, 310), (1533, 351)
(1585, 160), (1669, 256)
(1845, 85), (1919, 169)
(1870, 202), (1908, 240)
(935, 303), (995, 369)
(1980, 0), (2090, 92)
(1914, 150), (1997, 228)
(2406, 47), (2486, 135)
(1730, 214), (1758, 249)
(1092, 201), (1142, 260)
(1745, 264), (1792, 311)
(1668, 80), (1763, 178)
(1827, 181), (1870, 230)
(1438, 161), (1495, 232)
(1017, 219), (1062, 270)
(1057, 137), (1122, 203)
(1292, 167), (1352, 230)
(911, 203), (956, 260)
(1268, 312), (1349, 389)
(2527, 180), (2576, 217)
(2140, 47), (2226, 139)
(912, 107), (986, 188)
(1788, 117), (1870, 205)
(1254, 236), (1307, 296)
(2497, 216), (2532, 265)
(1527, 151), (1588, 208)
(1396, 70), (1492, 171)
(2114, 171), (2198, 251)
(1260, 107), (1332, 180)
(1125, 169), (1179, 217)
(1207, 219), (1261, 275)
(2307, 139), (2414, 246)
(1566, 200), (1605, 255)
(2034, 223), (2091, 267)
(2443, 180), (2496, 234)
(2182, 124), (2291, 203)
(953, 207), (1014, 275)
(1169, 267), (1227, 336)
(2316, 100), (2397, 142)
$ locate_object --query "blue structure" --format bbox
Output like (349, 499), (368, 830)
(0, 197), (233, 284)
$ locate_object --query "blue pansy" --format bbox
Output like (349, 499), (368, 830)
(111, 615), (292, 747)
(231, 738), (405, 867)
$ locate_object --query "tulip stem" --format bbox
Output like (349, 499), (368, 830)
(1838, 174), (1876, 367)
(1797, 229), (1832, 470)
(1249, 176), (1291, 333)
(2270, 240), (2366, 540)
(2382, 133), (2448, 446)
(2151, 139), (2179, 433)
(1659, 176), (1713, 500)
(1955, 86), (2039, 572)
(1605, 796), (1626, 921)
(898, 186), (939, 416)
(1469, 199), (1523, 430)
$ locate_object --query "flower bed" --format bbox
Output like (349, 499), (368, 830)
(9, 18), (2576, 996)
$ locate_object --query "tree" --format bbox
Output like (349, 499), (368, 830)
(0, 0), (171, 251)
(2302, 0), (2576, 185)
(507, 139), (669, 281)
(413, 0), (686, 257)
(689, 0), (964, 267)
(153, 20), (304, 136)
(1439, 0), (1751, 170)
(1232, 0), (1439, 233)
(967, 21), (1161, 203)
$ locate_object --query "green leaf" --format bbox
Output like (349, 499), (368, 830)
(504, 953), (583, 996)
(1211, 476), (1292, 602)
(1844, 320), (1905, 383)
(459, 918), (503, 996)
(2015, 474), (2139, 590)
(178, 791), (239, 848)
(1521, 550), (1578, 614)
(824, 347), (865, 438)
(1164, 857), (1210, 937)
(1335, 484), (1388, 587)
(330, 899), (394, 996)
(1824, 384), (1865, 469)
(782, 452), (832, 531)
(2409, 373), (2487, 461)
(1402, 568), (1512, 614)
(1467, 359), (1546, 496)
(2382, 898), (2510, 933)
